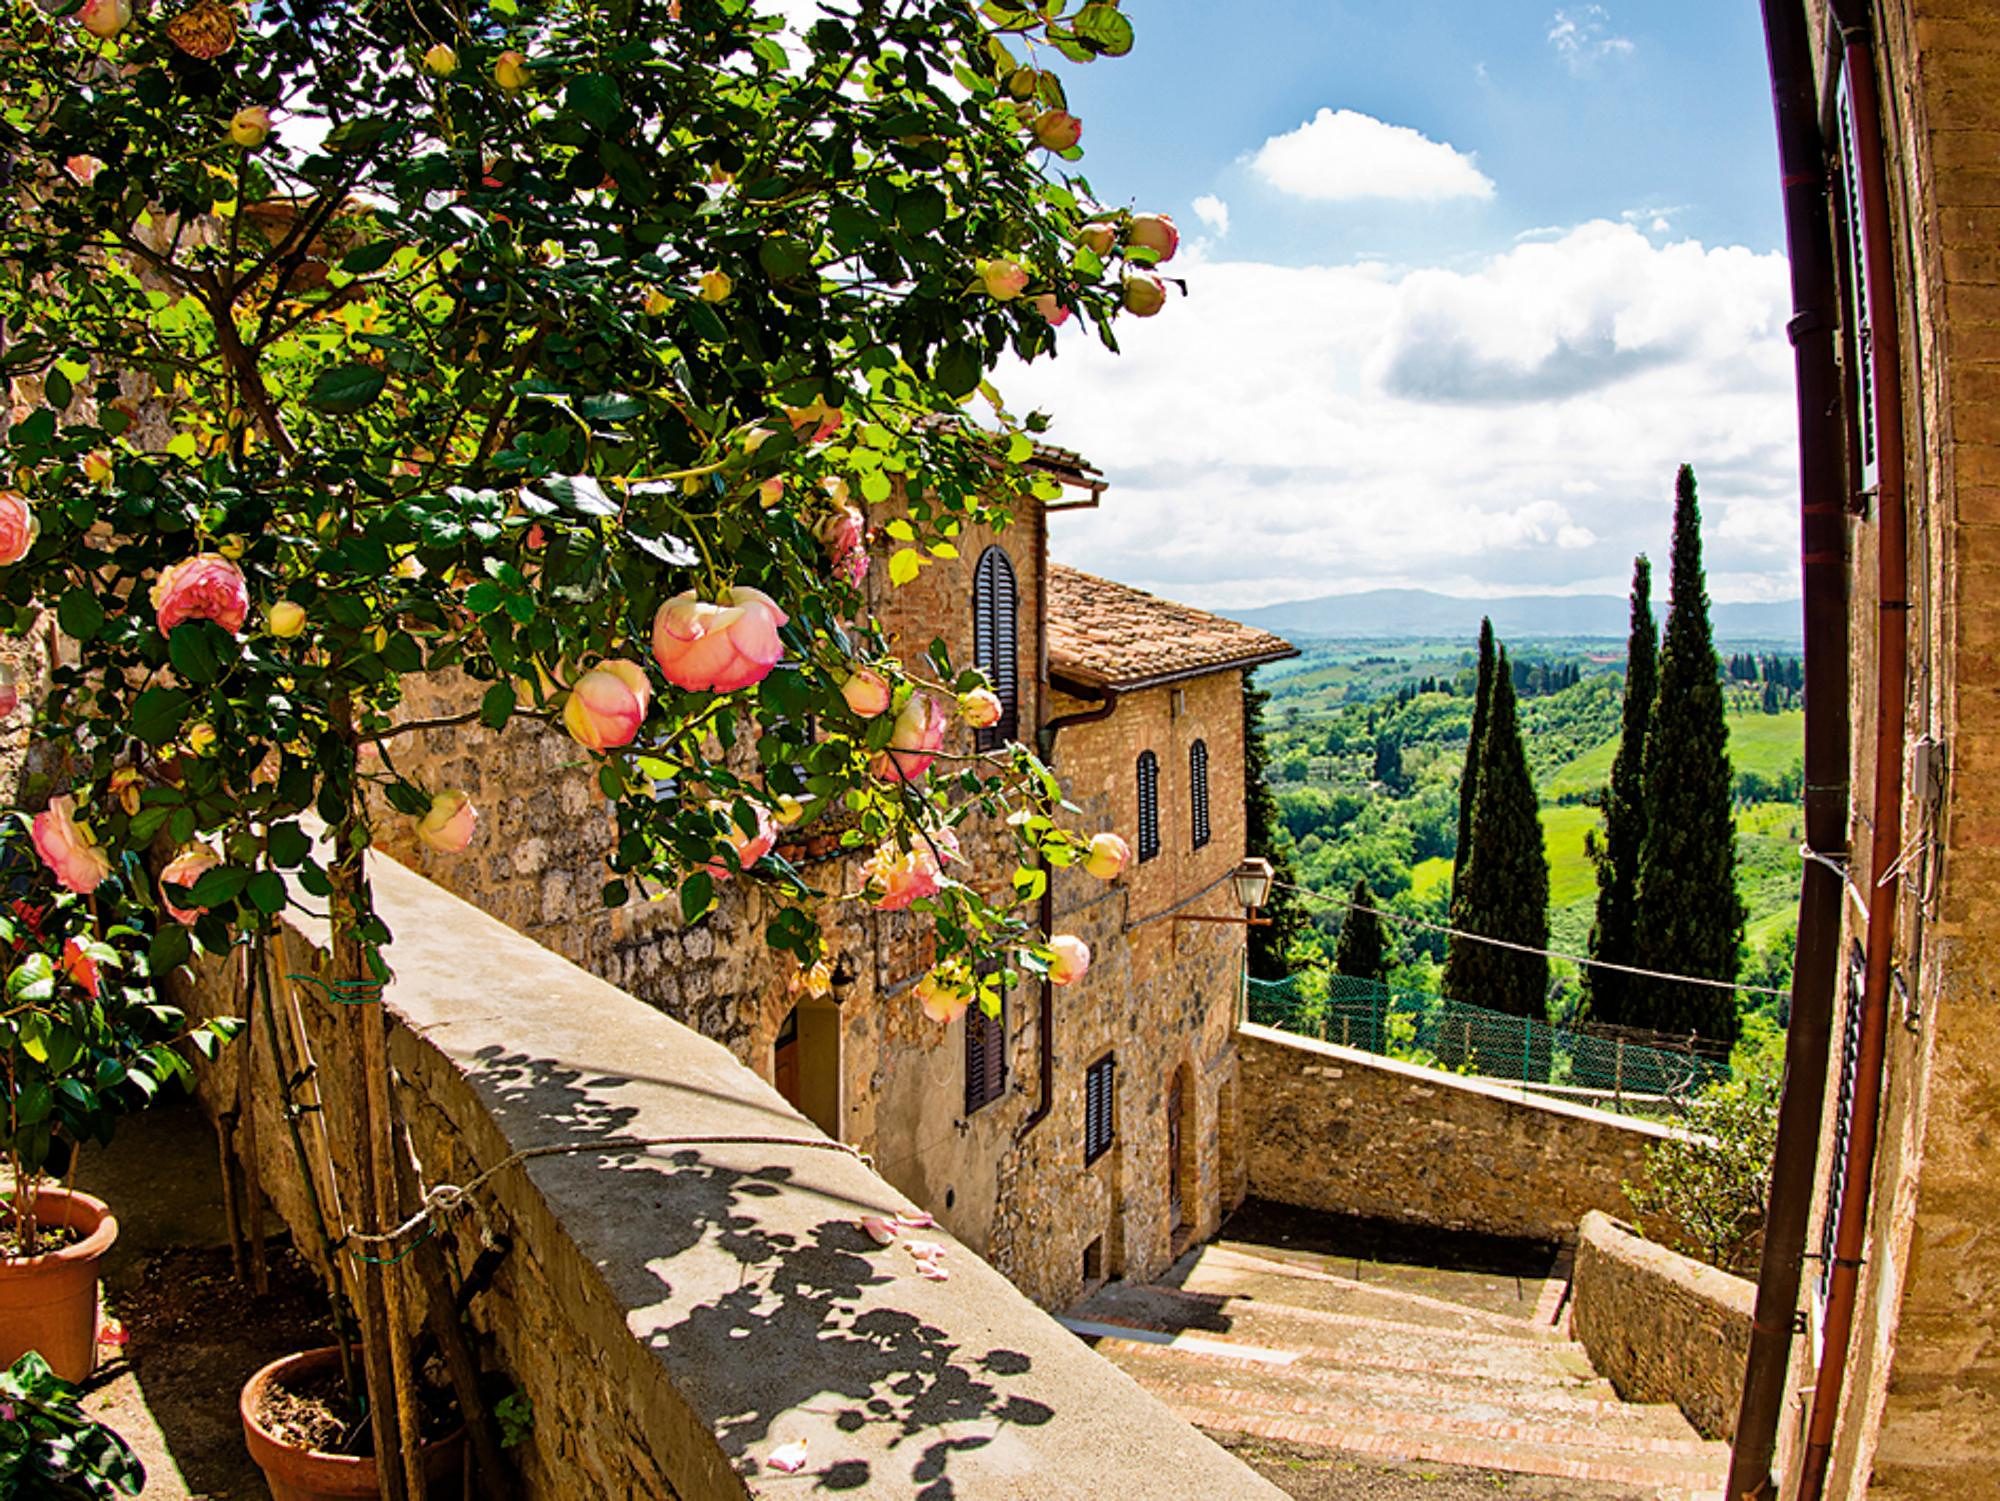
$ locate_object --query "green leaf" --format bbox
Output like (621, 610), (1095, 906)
(148, 923), (192, 976)
(340, 240), (399, 275)
(44, 368), (72, 409)
(680, 870), (714, 923)
(480, 682), (517, 730)
(758, 236), (814, 282)
(131, 687), (191, 746)
(56, 588), (105, 641)
(888, 548), (923, 586)
(268, 822), (313, 867)
(464, 581), (506, 615)
(1073, 3), (1135, 55)
(384, 781), (431, 816)
(936, 344), (981, 398)
(167, 621), (225, 684)
(565, 73), (626, 131)
(308, 363), (389, 414)
(245, 871), (288, 915)
(188, 865), (251, 906)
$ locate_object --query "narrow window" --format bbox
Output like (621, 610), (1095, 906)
(972, 546), (1020, 750)
(1190, 739), (1211, 850)
(1084, 1053), (1117, 1164)
(1136, 750), (1160, 863)
(964, 987), (1008, 1114)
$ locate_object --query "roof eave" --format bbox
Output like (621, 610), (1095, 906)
(1049, 645), (1300, 697)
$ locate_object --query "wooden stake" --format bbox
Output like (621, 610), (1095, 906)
(235, 984), (269, 1295)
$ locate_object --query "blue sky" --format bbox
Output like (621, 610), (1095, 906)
(998, 1), (1802, 608)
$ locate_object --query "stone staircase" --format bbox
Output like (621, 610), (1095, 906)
(1066, 1237), (1729, 1500)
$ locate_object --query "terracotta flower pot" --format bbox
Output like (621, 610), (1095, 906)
(0, 1186), (118, 1383)
(241, 1347), (466, 1501)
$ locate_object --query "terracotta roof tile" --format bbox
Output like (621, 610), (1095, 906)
(1047, 565), (1298, 691)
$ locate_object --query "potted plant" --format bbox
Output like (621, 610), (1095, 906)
(0, 1350), (145, 1499)
(0, 0), (1155, 1491)
(0, 821), (239, 1384)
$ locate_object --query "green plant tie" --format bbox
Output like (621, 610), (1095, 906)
(287, 973), (386, 1006)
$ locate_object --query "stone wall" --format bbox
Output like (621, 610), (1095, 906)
(1237, 1024), (1672, 1243)
(1570, 1211), (1754, 1441)
(180, 846), (1279, 1499)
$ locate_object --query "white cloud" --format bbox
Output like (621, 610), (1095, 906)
(1192, 195), (1231, 237)
(1247, 109), (1496, 204)
(1548, 6), (1636, 75)
(1002, 223), (1797, 608)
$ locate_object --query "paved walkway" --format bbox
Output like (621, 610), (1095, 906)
(1066, 1209), (1728, 1501)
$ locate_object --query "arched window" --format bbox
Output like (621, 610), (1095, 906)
(1190, 739), (1211, 850)
(1136, 750), (1160, 863)
(972, 546), (1019, 751)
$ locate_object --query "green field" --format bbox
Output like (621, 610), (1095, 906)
(1545, 708), (1803, 801)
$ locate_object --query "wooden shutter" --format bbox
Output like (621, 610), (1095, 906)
(1190, 739), (1211, 850)
(972, 547), (1020, 751)
(964, 990), (1007, 1114)
(1084, 1053), (1116, 1164)
(1136, 751), (1160, 862)
(1833, 88), (1880, 499)
(1817, 944), (1869, 1318)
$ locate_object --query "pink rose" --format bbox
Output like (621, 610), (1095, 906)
(1123, 274), (1167, 318)
(32, 797), (112, 895)
(869, 693), (950, 783)
(1081, 832), (1131, 881)
(159, 845), (220, 925)
(914, 967), (975, 1025)
(0, 492), (38, 566)
(1030, 294), (1071, 327)
(152, 553), (250, 635)
(651, 587), (787, 693)
(77, 0), (130, 36)
(819, 504), (868, 585)
(980, 258), (1030, 302)
(957, 688), (1003, 730)
(1047, 934), (1091, 986)
(563, 659), (652, 751)
(841, 667), (893, 719)
(1126, 213), (1179, 263)
(704, 799), (777, 881)
(861, 829), (959, 912)
(416, 790), (478, 853)
(1032, 110), (1083, 151)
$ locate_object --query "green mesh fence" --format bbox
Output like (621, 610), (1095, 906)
(1246, 973), (1730, 1104)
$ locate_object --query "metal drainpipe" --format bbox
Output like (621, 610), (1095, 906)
(1796, 4), (1909, 1495)
(1727, 0), (1854, 1491)
(1017, 683), (1119, 1143)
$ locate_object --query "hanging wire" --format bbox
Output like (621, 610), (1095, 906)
(1275, 879), (1791, 998)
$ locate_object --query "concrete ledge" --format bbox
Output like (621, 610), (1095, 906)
(1571, 1210), (1753, 1440)
(189, 852), (1278, 1499)
(1237, 1023), (1675, 1242)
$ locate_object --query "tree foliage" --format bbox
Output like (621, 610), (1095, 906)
(1245, 677), (1311, 980)
(1332, 875), (1387, 986)
(1450, 616), (1494, 904)
(1585, 554), (1655, 1025)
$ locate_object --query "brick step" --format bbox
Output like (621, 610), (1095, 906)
(1084, 1335), (1713, 1456)
(1168, 1396), (1727, 1499)
(1179, 1243), (1560, 1337)
(1073, 1283), (1613, 1394)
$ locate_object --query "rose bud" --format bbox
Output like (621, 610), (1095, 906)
(772, 794), (808, 828)
(758, 477), (786, 508)
(979, 258), (1030, 302)
(229, 107), (273, 150)
(417, 790), (478, 853)
(869, 693), (950, 783)
(1126, 212), (1180, 263)
(0, 492), (38, 567)
(1030, 293), (1071, 327)
(841, 667), (893, 719)
(642, 287), (672, 316)
(267, 600), (308, 639)
(1032, 110), (1083, 151)
(160, 845), (221, 925)
(562, 658), (652, 751)
(152, 553), (250, 635)
(704, 799), (777, 881)
(77, 0), (130, 38)
(1082, 831), (1132, 881)
(1079, 221), (1117, 258)
(781, 398), (844, 444)
(913, 967), (975, 1025)
(109, 766), (143, 815)
(0, 662), (16, 720)
(493, 50), (532, 91)
(651, 587), (787, 693)
(1047, 934), (1091, 986)
(31, 796), (112, 895)
(423, 42), (458, 75)
(698, 269), (734, 303)
(81, 451), (115, 486)
(957, 687), (1003, 730)
(186, 722), (217, 756)
(1122, 273), (1167, 318)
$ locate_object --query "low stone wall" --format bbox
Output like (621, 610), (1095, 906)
(1570, 1211), (1753, 1439)
(183, 850), (1278, 1499)
(1237, 1023), (1674, 1243)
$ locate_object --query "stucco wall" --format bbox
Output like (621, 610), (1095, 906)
(1571, 1211), (1754, 1441)
(179, 847), (1280, 1499)
(1237, 1023), (1671, 1243)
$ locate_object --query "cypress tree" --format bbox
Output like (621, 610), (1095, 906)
(1451, 618), (1496, 906)
(1243, 678), (1312, 981)
(1632, 466), (1745, 1042)
(1334, 876), (1389, 988)
(1584, 555), (1657, 1026)
(1444, 647), (1550, 1018)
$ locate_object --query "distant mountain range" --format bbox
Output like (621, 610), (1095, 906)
(1231, 589), (1804, 644)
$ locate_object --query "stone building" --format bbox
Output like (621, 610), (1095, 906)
(374, 450), (1296, 1309)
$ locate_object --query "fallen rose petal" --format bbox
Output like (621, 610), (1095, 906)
(894, 1211), (936, 1230)
(904, 1239), (944, 1261)
(767, 1439), (809, 1474)
(860, 1216), (897, 1246)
